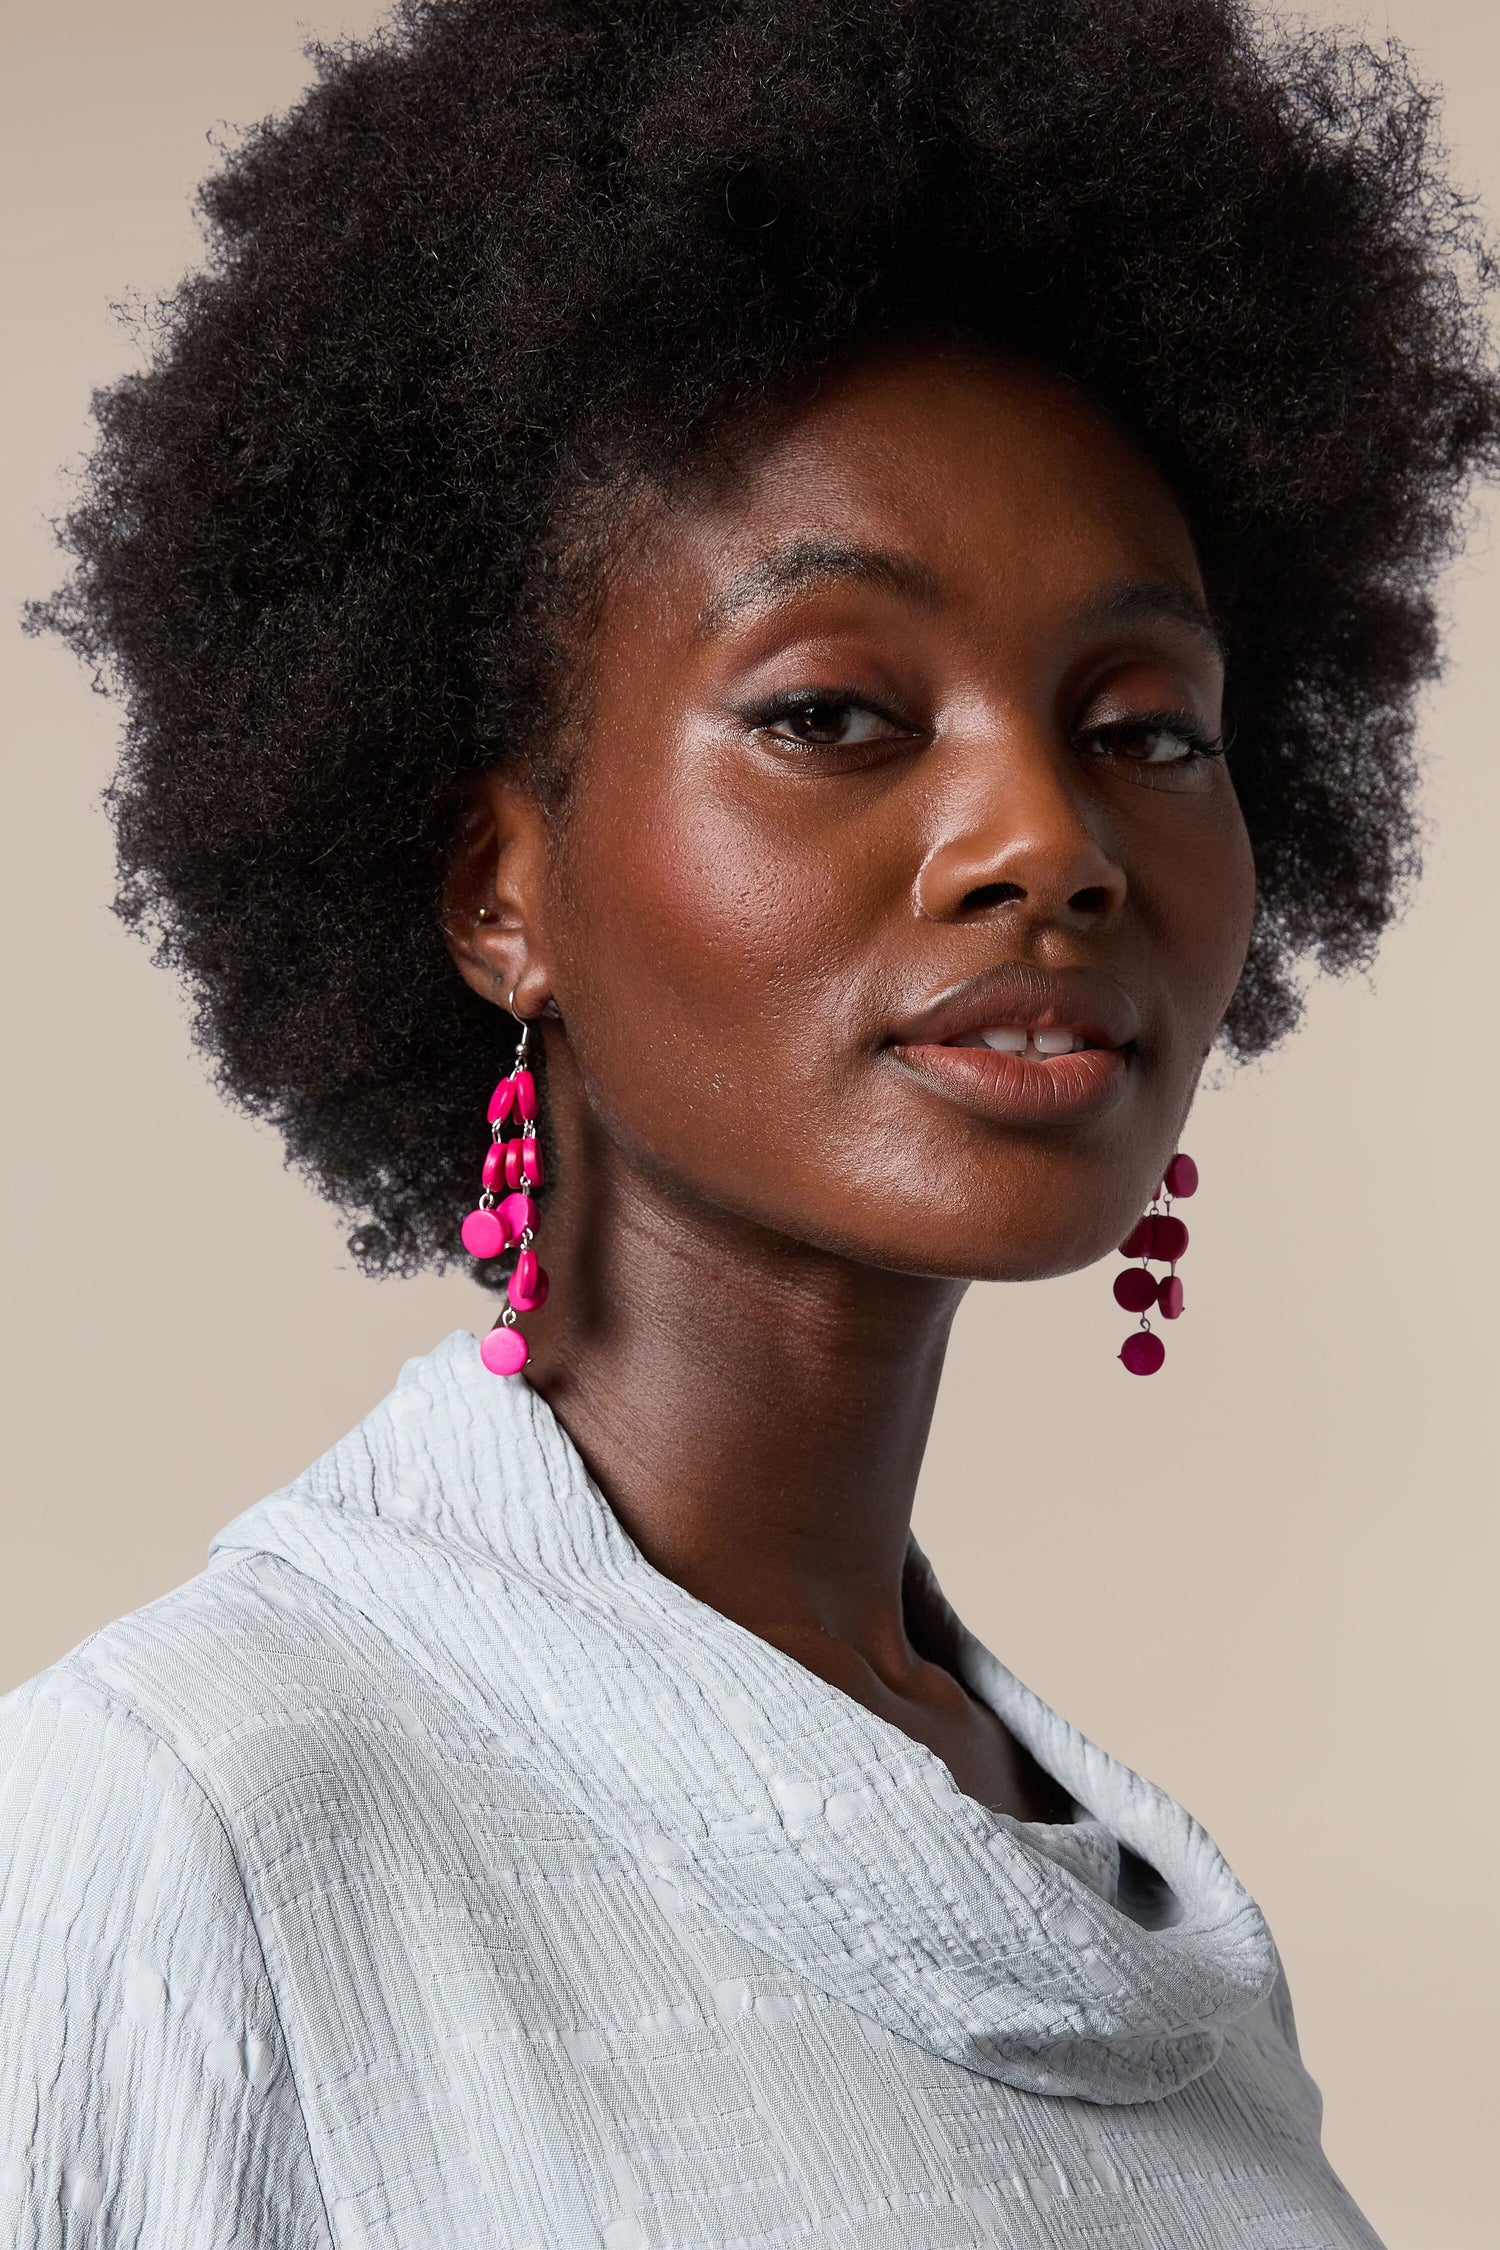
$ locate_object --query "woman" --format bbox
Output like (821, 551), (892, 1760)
(4, 0), (1495, 2241)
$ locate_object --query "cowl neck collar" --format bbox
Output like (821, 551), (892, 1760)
(213, 1330), (1276, 2105)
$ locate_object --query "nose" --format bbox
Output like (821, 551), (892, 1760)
(914, 723), (1128, 932)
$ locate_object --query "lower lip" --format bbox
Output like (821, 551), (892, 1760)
(890, 1041), (1129, 1123)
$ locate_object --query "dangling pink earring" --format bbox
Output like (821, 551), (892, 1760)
(1112, 1151), (1198, 1375)
(459, 999), (549, 1376)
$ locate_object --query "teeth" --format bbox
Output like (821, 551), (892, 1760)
(973, 1024), (1084, 1057)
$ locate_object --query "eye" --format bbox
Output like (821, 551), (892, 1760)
(1083, 712), (1223, 765)
(752, 692), (914, 749)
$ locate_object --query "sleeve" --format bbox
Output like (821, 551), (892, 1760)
(0, 1667), (333, 2249)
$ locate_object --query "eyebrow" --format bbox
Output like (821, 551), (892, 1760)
(694, 542), (1225, 666)
(1078, 581), (1226, 664)
(695, 540), (943, 637)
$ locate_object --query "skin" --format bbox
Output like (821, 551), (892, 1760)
(447, 343), (1256, 1820)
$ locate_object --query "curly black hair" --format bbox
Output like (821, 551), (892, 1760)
(33, 0), (1498, 1278)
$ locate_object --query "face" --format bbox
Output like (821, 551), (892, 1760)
(463, 345), (1255, 1282)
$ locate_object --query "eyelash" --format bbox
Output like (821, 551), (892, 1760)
(741, 687), (913, 746)
(743, 690), (1224, 764)
(1081, 711), (1226, 764)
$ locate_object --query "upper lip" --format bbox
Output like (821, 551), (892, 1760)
(885, 962), (1141, 1052)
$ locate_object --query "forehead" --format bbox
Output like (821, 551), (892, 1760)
(629, 345), (1205, 632)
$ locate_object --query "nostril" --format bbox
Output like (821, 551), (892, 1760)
(961, 881), (1026, 914)
(1068, 884), (1113, 916)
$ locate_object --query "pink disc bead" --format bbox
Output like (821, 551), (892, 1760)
(1120, 1330), (1166, 1376)
(460, 1207), (509, 1259)
(481, 1141), (507, 1191)
(513, 1068), (537, 1122)
(1118, 1216), (1153, 1259)
(479, 1325), (529, 1376)
(501, 1137), (544, 1190)
(508, 1250), (550, 1313)
(487, 1078), (517, 1126)
(1164, 1151), (1199, 1199)
(1113, 1267), (1159, 1314)
(497, 1191), (537, 1240)
(1158, 1275), (1185, 1319)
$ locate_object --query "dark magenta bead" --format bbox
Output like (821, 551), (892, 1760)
(503, 1140), (525, 1191)
(1113, 1267), (1159, 1313)
(487, 1078), (517, 1126)
(1119, 1217), (1154, 1258)
(1146, 1213), (1189, 1262)
(1158, 1275), (1185, 1319)
(481, 1142), (506, 1191)
(1120, 1330), (1166, 1375)
(514, 1068), (537, 1122)
(1164, 1151), (1199, 1198)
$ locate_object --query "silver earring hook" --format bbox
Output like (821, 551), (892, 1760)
(506, 986), (530, 1064)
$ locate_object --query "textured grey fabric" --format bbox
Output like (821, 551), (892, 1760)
(0, 1331), (1383, 2246)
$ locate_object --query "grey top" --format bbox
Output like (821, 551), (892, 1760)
(0, 1330), (1381, 2246)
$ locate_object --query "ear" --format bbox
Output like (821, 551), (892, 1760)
(442, 772), (557, 1019)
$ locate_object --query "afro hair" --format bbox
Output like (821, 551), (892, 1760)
(34, 0), (1499, 1275)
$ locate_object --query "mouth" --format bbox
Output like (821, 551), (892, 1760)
(885, 962), (1139, 1125)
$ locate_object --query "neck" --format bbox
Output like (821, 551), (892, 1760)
(520, 1147), (964, 1674)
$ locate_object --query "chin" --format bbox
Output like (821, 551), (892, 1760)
(960, 1238), (1119, 1286)
(870, 1215), (1129, 1287)
(902, 1172), (1156, 1285)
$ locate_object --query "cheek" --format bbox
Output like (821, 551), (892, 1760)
(548, 757), (874, 1157)
(1138, 788), (1257, 1050)
(1206, 808), (1259, 1015)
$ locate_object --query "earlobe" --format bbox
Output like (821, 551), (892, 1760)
(441, 773), (556, 1018)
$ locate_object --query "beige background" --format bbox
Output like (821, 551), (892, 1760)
(3, 3), (1496, 2241)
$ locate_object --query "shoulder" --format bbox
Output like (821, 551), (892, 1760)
(0, 1650), (273, 2051)
(0, 1566), (350, 2244)
(0, 1548), (508, 1862)
(0, 1541), (557, 1985)
(0, 1558), (309, 1941)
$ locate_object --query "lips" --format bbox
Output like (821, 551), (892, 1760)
(885, 962), (1139, 1125)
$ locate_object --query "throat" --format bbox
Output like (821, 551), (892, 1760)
(517, 1157), (1052, 1805)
